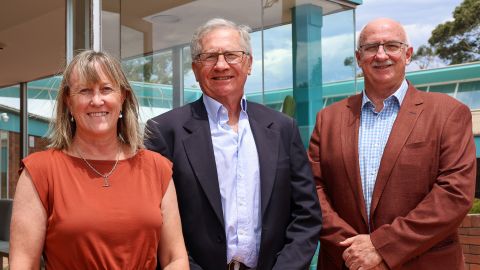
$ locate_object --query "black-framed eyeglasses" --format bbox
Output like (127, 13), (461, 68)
(358, 41), (408, 56)
(195, 51), (249, 65)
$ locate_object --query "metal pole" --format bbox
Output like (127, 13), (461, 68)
(92, 0), (102, 51)
(172, 46), (184, 107)
(20, 82), (28, 159)
(66, 0), (74, 63)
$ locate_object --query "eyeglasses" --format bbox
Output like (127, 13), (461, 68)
(358, 41), (408, 56)
(195, 51), (249, 65)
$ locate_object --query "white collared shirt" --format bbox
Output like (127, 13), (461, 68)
(203, 95), (261, 268)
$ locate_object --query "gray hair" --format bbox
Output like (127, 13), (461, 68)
(49, 50), (143, 152)
(190, 18), (252, 60)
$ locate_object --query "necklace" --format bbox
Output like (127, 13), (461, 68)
(76, 147), (120, 187)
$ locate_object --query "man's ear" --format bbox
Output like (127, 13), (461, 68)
(405, 46), (414, 64)
(192, 62), (199, 82)
(355, 50), (362, 67)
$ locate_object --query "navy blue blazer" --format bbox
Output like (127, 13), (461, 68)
(145, 97), (322, 270)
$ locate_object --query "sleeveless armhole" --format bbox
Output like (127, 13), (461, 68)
(153, 153), (173, 197)
(20, 150), (52, 215)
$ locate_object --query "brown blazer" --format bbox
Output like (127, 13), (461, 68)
(308, 84), (477, 270)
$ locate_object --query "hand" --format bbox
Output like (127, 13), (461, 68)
(339, 234), (383, 270)
(371, 261), (388, 270)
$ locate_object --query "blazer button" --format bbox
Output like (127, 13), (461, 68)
(216, 235), (223, 243)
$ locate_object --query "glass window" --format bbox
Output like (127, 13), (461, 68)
(0, 84), (20, 198)
(118, 0), (356, 122)
(28, 77), (60, 156)
(74, 0), (91, 51)
(322, 9), (356, 83)
(0, 131), (8, 198)
(456, 81), (480, 110)
(324, 95), (348, 107)
(429, 83), (456, 96)
(183, 47), (202, 105)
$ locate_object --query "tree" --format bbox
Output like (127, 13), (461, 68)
(122, 50), (191, 84)
(411, 45), (437, 69)
(428, 0), (480, 64)
(343, 56), (363, 77)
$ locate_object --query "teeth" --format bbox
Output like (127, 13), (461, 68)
(213, 76), (232, 80)
(88, 112), (108, 117)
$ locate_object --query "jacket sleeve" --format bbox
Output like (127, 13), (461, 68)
(308, 110), (360, 268)
(272, 119), (323, 270)
(145, 118), (207, 270)
(370, 103), (476, 269)
(144, 118), (173, 160)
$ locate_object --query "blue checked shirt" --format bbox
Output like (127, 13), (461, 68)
(359, 79), (408, 228)
(203, 95), (261, 268)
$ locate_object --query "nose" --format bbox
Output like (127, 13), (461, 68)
(374, 45), (389, 60)
(213, 54), (229, 70)
(90, 89), (104, 106)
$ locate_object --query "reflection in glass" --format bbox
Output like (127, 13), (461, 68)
(456, 81), (480, 110)
(429, 84), (456, 96)
(118, 0), (356, 119)
(0, 85), (20, 198)
(322, 9), (356, 83)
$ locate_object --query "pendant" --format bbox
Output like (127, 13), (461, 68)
(102, 176), (110, 187)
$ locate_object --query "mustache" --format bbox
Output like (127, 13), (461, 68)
(372, 60), (394, 67)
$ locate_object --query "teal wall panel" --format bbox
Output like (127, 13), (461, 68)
(292, 4), (324, 145)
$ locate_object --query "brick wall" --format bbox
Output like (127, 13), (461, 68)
(7, 132), (49, 198)
(460, 214), (480, 269)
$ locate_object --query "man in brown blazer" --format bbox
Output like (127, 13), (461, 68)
(308, 18), (477, 270)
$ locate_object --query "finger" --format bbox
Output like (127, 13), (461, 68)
(345, 259), (353, 269)
(350, 262), (360, 270)
(340, 237), (355, 246)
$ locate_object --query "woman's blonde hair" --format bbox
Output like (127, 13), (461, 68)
(49, 50), (143, 152)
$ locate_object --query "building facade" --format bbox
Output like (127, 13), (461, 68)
(1, 1), (479, 200)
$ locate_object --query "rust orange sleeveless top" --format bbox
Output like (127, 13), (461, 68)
(21, 149), (172, 270)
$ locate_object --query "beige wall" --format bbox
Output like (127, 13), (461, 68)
(473, 110), (480, 136)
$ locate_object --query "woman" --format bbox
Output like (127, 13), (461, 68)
(9, 50), (188, 269)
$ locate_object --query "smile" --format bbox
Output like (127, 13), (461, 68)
(372, 60), (394, 69)
(87, 112), (109, 117)
(374, 64), (392, 69)
(212, 76), (234, 80)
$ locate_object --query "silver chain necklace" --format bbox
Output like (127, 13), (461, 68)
(76, 147), (120, 187)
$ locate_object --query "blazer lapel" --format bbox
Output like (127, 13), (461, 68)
(370, 85), (424, 219)
(182, 99), (225, 226)
(342, 95), (369, 227)
(248, 103), (279, 217)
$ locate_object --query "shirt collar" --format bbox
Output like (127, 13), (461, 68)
(361, 79), (408, 109)
(202, 94), (248, 123)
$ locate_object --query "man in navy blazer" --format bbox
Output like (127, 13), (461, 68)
(144, 18), (322, 270)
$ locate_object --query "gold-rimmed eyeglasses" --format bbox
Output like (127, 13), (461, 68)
(358, 41), (408, 56)
(195, 51), (249, 66)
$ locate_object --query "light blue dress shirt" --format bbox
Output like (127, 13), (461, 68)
(358, 79), (408, 228)
(203, 95), (261, 268)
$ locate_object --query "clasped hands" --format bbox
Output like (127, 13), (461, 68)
(339, 234), (387, 270)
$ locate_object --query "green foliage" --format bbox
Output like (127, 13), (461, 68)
(412, 45), (437, 69)
(122, 50), (191, 83)
(281, 95), (296, 117)
(344, 56), (355, 67)
(428, 0), (480, 64)
(470, 198), (480, 214)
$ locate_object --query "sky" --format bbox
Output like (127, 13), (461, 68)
(355, 0), (463, 69)
(184, 0), (465, 91)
